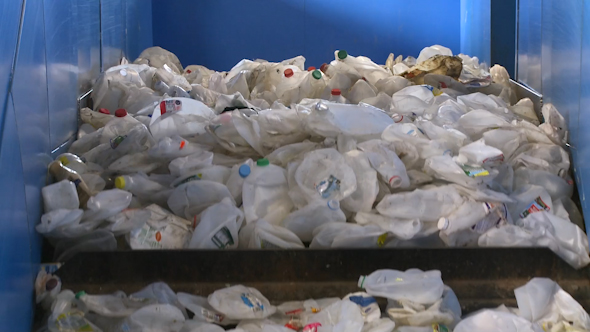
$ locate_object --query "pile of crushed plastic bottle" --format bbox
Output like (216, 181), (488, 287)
(38, 268), (590, 332)
(38, 45), (589, 269)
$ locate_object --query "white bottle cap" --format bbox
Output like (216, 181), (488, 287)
(358, 275), (367, 288)
(437, 217), (449, 230)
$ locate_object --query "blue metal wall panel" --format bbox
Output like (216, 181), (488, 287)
(540, 0), (583, 146)
(74, 0), (101, 93)
(44, 0), (79, 149)
(490, 0), (516, 77)
(516, 0), (542, 92)
(460, 0), (490, 65)
(124, 0), (153, 61)
(11, 0), (52, 270)
(0, 94), (35, 331)
(577, 1), (590, 228)
(101, 0), (125, 70)
(152, 0), (461, 71)
(0, 0), (23, 116)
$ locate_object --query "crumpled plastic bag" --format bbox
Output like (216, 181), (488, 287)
(454, 309), (543, 332)
(515, 278), (590, 331)
(386, 286), (461, 328)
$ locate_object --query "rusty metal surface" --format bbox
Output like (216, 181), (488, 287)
(55, 248), (590, 314)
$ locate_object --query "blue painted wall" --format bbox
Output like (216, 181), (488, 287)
(0, 1), (152, 329)
(152, 0), (461, 71)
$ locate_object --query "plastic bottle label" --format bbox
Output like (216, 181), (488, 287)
(432, 324), (449, 332)
(240, 293), (264, 312)
(160, 99), (182, 115)
(110, 135), (127, 149)
(316, 175), (341, 199)
(461, 165), (490, 177)
(173, 174), (201, 187)
(519, 196), (550, 218)
(54, 311), (96, 332)
(211, 226), (234, 249)
(472, 204), (508, 233)
(201, 308), (225, 323)
(482, 154), (504, 165)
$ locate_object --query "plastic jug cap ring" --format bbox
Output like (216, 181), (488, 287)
(327, 200), (339, 210)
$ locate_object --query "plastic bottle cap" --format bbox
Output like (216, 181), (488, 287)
(45, 278), (58, 291)
(115, 109), (127, 117)
(331, 89), (341, 96)
(239, 164), (251, 178)
(284, 68), (294, 78)
(75, 291), (86, 299)
(389, 176), (402, 187)
(58, 156), (70, 165)
(320, 63), (329, 73)
(98, 108), (110, 115)
(438, 217), (449, 230)
(312, 70), (322, 80)
(115, 176), (126, 189)
(186, 69), (192, 74)
(307, 66), (316, 71)
(327, 200), (339, 210)
(337, 50), (348, 60)
(257, 158), (270, 167)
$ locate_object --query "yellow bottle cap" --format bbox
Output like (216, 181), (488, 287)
(115, 176), (125, 189)
(58, 156), (69, 165)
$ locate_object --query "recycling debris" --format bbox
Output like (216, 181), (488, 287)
(38, 269), (589, 332)
(37, 45), (589, 269)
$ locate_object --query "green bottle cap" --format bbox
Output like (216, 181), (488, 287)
(75, 291), (86, 299)
(312, 70), (322, 80)
(257, 158), (270, 166)
(337, 50), (348, 60)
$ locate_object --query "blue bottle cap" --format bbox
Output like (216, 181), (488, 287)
(239, 164), (251, 178)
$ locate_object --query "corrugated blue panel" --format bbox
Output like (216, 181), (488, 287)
(74, 0), (101, 93)
(0, 1), (33, 329)
(124, 0), (153, 61)
(577, 1), (590, 235)
(0, 94), (35, 331)
(11, 0), (52, 269)
(490, 0), (516, 77)
(460, 0), (490, 65)
(516, 0), (542, 92)
(152, 0), (461, 71)
(44, 0), (79, 149)
(101, 0), (124, 70)
(540, 0), (583, 146)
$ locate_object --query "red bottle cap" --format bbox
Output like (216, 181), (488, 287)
(307, 66), (316, 71)
(98, 108), (110, 115)
(284, 68), (294, 78)
(115, 109), (127, 117)
(331, 88), (341, 96)
(320, 63), (329, 73)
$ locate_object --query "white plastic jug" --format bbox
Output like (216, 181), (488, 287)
(282, 200), (346, 242)
(357, 140), (410, 189)
(238, 219), (304, 249)
(188, 198), (244, 249)
(341, 150), (379, 212)
(168, 180), (235, 220)
(207, 285), (276, 320)
(242, 159), (293, 225)
(358, 269), (444, 305)
(42, 180), (80, 212)
(295, 148), (357, 203)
